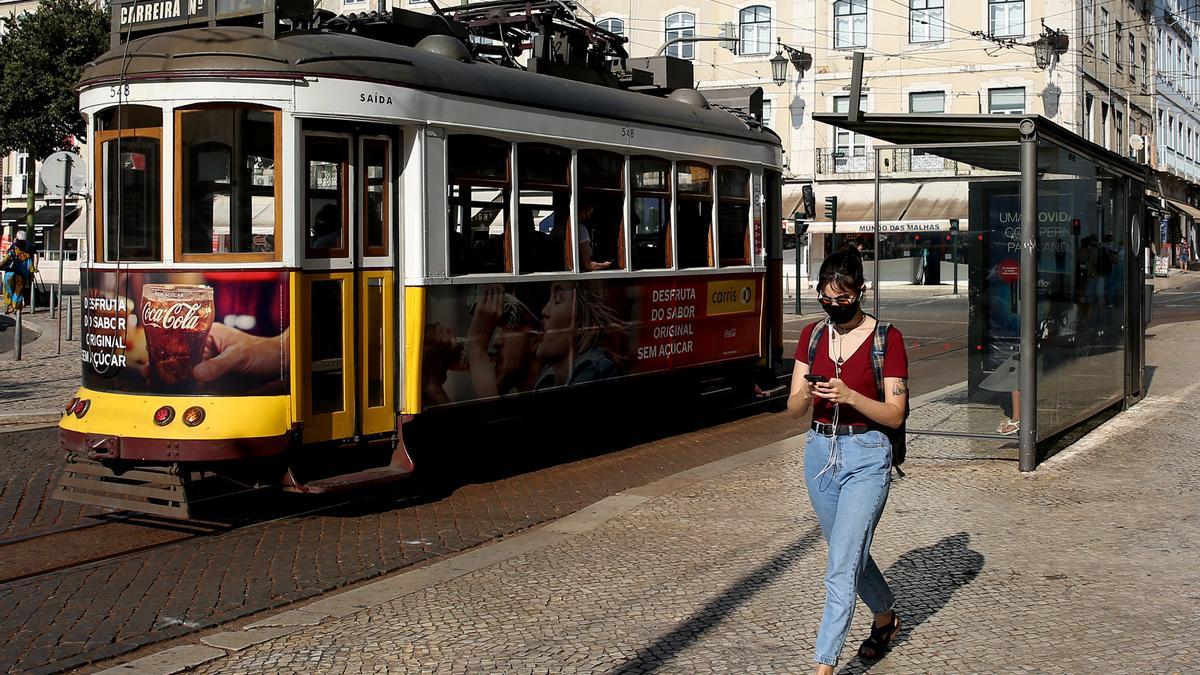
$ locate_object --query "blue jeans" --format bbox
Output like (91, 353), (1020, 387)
(804, 429), (894, 666)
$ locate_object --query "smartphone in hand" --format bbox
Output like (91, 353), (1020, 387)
(804, 374), (829, 384)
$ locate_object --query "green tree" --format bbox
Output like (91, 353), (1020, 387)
(0, 0), (108, 231)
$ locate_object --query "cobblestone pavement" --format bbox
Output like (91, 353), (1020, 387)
(0, 396), (802, 674)
(183, 322), (1200, 674)
(0, 302), (83, 419)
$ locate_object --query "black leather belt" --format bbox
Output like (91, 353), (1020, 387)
(812, 421), (871, 436)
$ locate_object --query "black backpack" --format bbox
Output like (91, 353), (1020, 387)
(806, 318), (909, 474)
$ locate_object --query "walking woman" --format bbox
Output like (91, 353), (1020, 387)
(2, 230), (36, 313)
(786, 251), (909, 672)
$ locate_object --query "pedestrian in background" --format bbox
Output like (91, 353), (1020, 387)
(2, 229), (36, 313)
(786, 250), (909, 672)
(1179, 240), (1190, 273)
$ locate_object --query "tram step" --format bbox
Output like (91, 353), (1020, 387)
(291, 466), (413, 495)
(52, 457), (190, 519)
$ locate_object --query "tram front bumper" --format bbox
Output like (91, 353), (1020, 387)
(59, 389), (294, 463)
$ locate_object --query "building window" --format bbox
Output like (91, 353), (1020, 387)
(1129, 39), (1137, 82)
(834, 0), (867, 49)
(178, 107), (281, 260)
(1099, 9), (1109, 56)
(1084, 93), (1094, 143)
(1083, 0), (1094, 43)
(739, 6), (771, 55)
(597, 17), (624, 36)
(988, 0), (1023, 38)
(1114, 109), (1123, 153)
(761, 99), (772, 128)
(908, 91), (945, 113)
(1114, 22), (1123, 70)
(833, 95), (867, 171)
(1141, 44), (1148, 92)
(909, 0), (943, 43)
(665, 12), (696, 59)
(988, 87), (1025, 115)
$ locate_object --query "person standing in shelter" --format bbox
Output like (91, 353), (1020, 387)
(2, 230), (37, 313)
(786, 250), (909, 672)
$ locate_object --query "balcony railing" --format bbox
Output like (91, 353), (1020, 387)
(816, 147), (973, 178)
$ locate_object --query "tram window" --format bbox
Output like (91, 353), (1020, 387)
(631, 157), (671, 270)
(310, 279), (345, 414)
(578, 150), (624, 271)
(676, 162), (713, 269)
(717, 167), (751, 266)
(305, 136), (350, 258)
(96, 105), (162, 130)
(518, 144), (570, 273)
(178, 108), (280, 259)
(448, 135), (511, 275)
(362, 139), (390, 257)
(99, 135), (162, 262)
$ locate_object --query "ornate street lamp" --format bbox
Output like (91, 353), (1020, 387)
(771, 38), (813, 86)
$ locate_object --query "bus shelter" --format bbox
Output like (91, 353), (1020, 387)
(810, 114), (1149, 471)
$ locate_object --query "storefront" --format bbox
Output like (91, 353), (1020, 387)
(812, 113), (1150, 470)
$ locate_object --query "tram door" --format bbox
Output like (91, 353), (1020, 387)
(300, 128), (398, 444)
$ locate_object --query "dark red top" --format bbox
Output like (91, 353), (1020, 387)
(795, 321), (909, 428)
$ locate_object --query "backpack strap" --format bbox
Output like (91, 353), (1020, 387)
(870, 320), (891, 402)
(806, 320), (827, 368)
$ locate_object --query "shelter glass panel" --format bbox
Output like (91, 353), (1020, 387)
(631, 157), (671, 270)
(1033, 141), (1127, 439)
(178, 107), (279, 258)
(578, 150), (623, 271)
(448, 135), (511, 275)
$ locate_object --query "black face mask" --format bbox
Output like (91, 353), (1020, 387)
(822, 300), (861, 325)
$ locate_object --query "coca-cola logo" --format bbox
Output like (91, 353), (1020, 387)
(141, 302), (207, 330)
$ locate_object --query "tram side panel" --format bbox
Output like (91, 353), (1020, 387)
(412, 273), (764, 409)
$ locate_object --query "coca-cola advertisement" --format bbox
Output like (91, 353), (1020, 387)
(81, 270), (289, 395)
(422, 274), (762, 406)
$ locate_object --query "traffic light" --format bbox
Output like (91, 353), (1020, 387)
(824, 196), (838, 221)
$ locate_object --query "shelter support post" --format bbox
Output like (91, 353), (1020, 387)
(1018, 126), (1038, 471)
(873, 147), (881, 317)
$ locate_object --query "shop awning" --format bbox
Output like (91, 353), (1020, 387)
(1, 207), (29, 223)
(31, 205), (80, 227)
(1165, 198), (1200, 220)
(63, 209), (87, 238)
(803, 180), (971, 234)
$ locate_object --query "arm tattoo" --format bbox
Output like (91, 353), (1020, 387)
(891, 379), (908, 396)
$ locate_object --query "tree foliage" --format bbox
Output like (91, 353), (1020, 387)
(0, 0), (109, 160)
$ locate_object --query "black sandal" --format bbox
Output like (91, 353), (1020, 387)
(857, 612), (902, 660)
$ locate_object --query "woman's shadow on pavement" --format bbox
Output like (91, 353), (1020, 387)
(838, 532), (984, 674)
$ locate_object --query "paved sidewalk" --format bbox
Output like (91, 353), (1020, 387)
(0, 303), (83, 424)
(104, 320), (1200, 675)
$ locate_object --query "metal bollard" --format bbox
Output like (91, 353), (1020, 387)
(67, 296), (75, 341)
(50, 284), (56, 319)
(14, 310), (22, 361)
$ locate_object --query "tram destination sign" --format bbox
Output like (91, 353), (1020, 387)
(113, 0), (313, 34)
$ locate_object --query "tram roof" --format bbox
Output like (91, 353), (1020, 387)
(80, 27), (780, 147)
(812, 113), (1146, 180)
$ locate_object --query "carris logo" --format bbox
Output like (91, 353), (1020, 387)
(723, 328), (737, 338)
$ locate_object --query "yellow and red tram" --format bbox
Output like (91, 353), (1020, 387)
(55, 0), (786, 516)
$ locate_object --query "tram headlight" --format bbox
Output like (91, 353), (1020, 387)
(73, 399), (91, 418)
(153, 406), (175, 426)
(182, 406), (206, 427)
(65, 397), (79, 413)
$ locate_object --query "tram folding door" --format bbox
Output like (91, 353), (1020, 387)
(299, 129), (398, 445)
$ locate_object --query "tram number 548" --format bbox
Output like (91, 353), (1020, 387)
(109, 84), (130, 98)
(620, 127), (636, 140)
